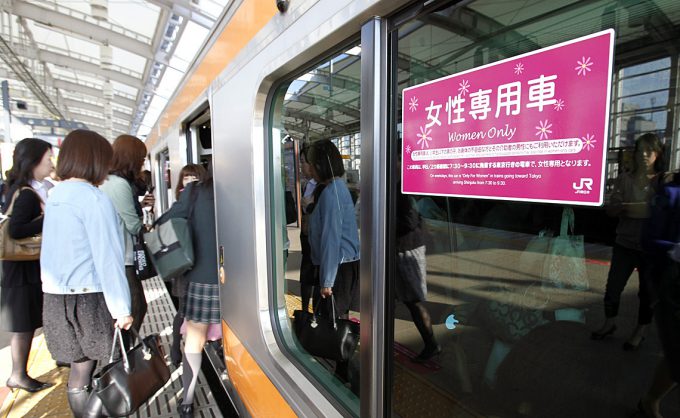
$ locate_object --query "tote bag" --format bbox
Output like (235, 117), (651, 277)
(144, 218), (194, 280)
(542, 208), (589, 291)
(0, 187), (42, 261)
(91, 328), (170, 417)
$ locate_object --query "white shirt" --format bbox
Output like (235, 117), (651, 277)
(30, 179), (50, 202)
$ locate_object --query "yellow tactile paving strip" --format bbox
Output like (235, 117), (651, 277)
(0, 335), (69, 418)
(0, 277), (221, 418)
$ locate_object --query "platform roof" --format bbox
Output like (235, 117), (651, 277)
(0, 0), (231, 143)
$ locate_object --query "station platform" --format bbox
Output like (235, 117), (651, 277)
(0, 277), (222, 418)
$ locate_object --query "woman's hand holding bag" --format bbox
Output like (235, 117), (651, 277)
(90, 327), (170, 417)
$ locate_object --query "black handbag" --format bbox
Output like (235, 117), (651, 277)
(293, 295), (359, 361)
(91, 328), (171, 417)
(133, 232), (157, 280)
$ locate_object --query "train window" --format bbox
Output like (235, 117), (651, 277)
(388, 1), (680, 417)
(269, 42), (362, 415)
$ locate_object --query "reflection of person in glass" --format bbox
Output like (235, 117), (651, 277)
(639, 172), (680, 418)
(396, 190), (441, 362)
(592, 133), (664, 350)
(299, 144), (319, 312)
(307, 140), (360, 316)
(307, 140), (360, 381)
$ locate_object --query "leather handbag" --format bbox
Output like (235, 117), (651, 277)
(293, 296), (359, 361)
(91, 328), (171, 417)
(133, 231), (157, 280)
(0, 187), (41, 261)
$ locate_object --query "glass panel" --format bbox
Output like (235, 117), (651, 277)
(389, 1), (680, 417)
(269, 42), (362, 415)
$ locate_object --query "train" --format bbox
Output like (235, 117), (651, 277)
(142, 0), (680, 417)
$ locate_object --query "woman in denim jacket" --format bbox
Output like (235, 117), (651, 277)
(41, 130), (132, 418)
(307, 140), (360, 317)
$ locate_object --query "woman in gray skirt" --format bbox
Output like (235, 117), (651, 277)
(41, 130), (132, 418)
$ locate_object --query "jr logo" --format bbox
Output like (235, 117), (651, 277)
(573, 178), (593, 194)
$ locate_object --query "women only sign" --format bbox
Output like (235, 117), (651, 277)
(402, 30), (614, 206)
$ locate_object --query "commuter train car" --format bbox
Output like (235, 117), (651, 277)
(144, 0), (680, 416)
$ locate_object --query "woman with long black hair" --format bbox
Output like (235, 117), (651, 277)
(0, 138), (54, 393)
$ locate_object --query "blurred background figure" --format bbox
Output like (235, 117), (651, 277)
(1, 138), (54, 393)
(592, 133), (664, 350)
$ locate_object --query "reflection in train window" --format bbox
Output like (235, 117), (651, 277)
(389, 1), (679, 417)
(269, 42), (361, 415)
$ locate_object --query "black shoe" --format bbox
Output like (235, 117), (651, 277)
(623, 336), (646, 351)
(591, 324), (617, 340)
(412, 344), (442, 363)
(178, 401), (194, 418)
(5, 377), (53, 393)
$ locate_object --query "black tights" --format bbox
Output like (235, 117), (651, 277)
(68, 359), (97, 389)
(404, 301), (436, 347)
(9, 331), (35, 384)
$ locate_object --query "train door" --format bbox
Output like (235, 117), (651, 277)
(384, 1), (680, 417)
(185, 108), (213, 170)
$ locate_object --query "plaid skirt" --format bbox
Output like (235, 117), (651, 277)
(183, 282), (220, 324)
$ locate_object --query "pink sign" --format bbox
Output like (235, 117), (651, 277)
(402, 30), (614, 206)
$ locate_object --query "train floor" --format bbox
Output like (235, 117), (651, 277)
(0, 277), (222, 418)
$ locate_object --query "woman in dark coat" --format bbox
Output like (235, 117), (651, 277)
(1, 138), (54, 392)
(160, 175), (218, 418)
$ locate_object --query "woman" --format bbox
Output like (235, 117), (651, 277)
(307, 140), (360, 381)
(99, 135), (153, 345)
(639, 172), (680, 418)
(592, 133), (664, 349)
(169, 163), (207, 367)
(41, 130), (132, 417)
(307, 140), (360, 316)
(299, 144), (318, 312)
(1, 138), (54, 393)
(396, 185), (440, 362)
(161, 173), (218, 418)
(175, 163), (207, 201)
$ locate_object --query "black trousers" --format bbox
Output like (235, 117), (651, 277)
(603, 244), (655, 324)
(329, 260), (360, 317)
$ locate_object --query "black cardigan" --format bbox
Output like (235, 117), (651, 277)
(1, 187), (43, 287)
